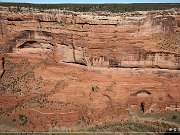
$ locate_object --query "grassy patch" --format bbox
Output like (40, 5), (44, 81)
(0, 116), (17, 127)
(137, 111), (180, 124)
(87, 120), (172, 133)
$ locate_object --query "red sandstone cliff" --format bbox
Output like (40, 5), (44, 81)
(0, 8), (179, 131)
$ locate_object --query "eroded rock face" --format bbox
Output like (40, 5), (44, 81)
(12, 30), (54, 55)
(111, 51), (179, 69)
(0, 8), (180, 131)
(55, 44), (86, 65)
(1, 10), (179, 69)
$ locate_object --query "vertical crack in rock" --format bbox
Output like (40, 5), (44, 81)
(71, 33), (76, 63)
(0, 56), (4, 78)
(0, 18), (3, 37)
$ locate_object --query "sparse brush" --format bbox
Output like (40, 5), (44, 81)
(19, 114), (28, 125)
(1, 58), (45, 94)
(92, 85), (99, 92)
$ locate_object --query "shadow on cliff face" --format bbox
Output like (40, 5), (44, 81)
(141, 102), (145, 113)
(0, 56), (4, 78)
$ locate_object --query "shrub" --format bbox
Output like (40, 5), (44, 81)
(19, 114), (27, 125)
(92, 85), (99, 92)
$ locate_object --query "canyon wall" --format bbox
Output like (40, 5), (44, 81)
(0, 8), (180, 131)
(0, 10), (179, 69)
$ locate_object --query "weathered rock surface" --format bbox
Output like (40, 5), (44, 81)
(0, 10), (179, 69)
(0, 8), (180, 131)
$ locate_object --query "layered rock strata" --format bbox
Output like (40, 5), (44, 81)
(0, 8), (180, 131)
(0, 10), (179, 69)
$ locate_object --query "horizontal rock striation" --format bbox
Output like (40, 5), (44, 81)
(88, 51), (179, 69)
(1, 11), (179, 69)
(0, 8), (180, 131)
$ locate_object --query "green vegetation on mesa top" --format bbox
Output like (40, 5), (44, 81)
(0, 2), (180, 13)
